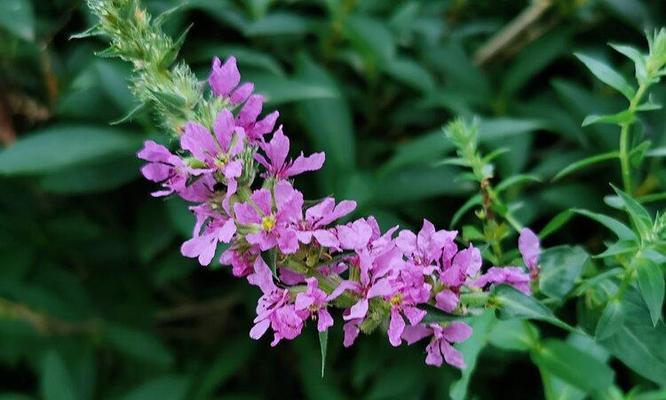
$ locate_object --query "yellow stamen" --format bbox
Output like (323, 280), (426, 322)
(261, 215), (276, 231)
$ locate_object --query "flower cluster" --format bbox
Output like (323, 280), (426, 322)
(138, 56), (541, 368)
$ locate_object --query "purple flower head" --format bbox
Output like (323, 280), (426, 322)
(519, 228), (540, 277)
(235, 94), (280, 143)
(337, 218), (375, 250)
(180, 112), (245, 197)
(296, 198), (356, 249)
(234, 180), (303, 254)
(209, 56), (254, 105)
(295, 278), (334, 332)
(247, 258), (307, 346)
(472, 266), (531, 294)
(181, 204), (236, 266)
(220, 247), (257, 277)
(138, 140), (191, 197)
(440, 245), (483, 287)
(386, 263), (430, 346)
(256, 126), (325, 180)
(331, 248), (398, 323)
(402, 322), (472, 368)
(396, 219), (457, 268)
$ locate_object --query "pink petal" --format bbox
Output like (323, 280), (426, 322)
(213, 109), (235, 149)
(441, 341), (465, 368)
(343, 321), (360, 347)
(344, 298), (368, 321)
(519, 228), (540, 270)
(230, 82), (254, 104)
(401, 324), (432, 345)
(249, 318), (270, 340)
(284, 152), (325, 178)
(441, 321), (472, 343)
(403, 306), (426, 326)
(435, 289), (459, 313)
(317, 309), (334, 332)
(181, 121), (217, 162)
(367, 278), (394, 298)
(237, 94), (263, 127)
(209, 56), (240, 97)
(425, 340), (443, 366)
(388, 308), (405, 347)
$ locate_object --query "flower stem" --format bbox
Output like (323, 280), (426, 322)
(619, 83), (649, 193)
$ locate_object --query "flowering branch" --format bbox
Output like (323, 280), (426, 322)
(86, 0), (540, 369)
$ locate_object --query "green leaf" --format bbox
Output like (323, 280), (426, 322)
(611, 184), (653, 240)
(344, 15), (396, 65)
(503, 28), (572, 95)
(539, 246), (589, 300)
(295, 57), (356, 192)
(575, 53), (636, 100)
(532, 339), (614, 393)
(121, 376), (190, 400)
(250, 73), (337, 105)
(582, 111), (634, 126)
(40, 351), (78, 400)
(572, 209), (637, 242)
(635, 258), (664, 326)
(553, 151), (618, 181)
(600, 288), (666, 386)
(191, 339), (253, 400)
(595, 299), (624, 340)
(450, 311), (496, 400)
(384, 57), (435, 93)
(373, 164), (470, 204)
(0, 0), (34, 41)
(244, 12), (311, 36)
(493, 285), (573, 332)
(38, 155), (140, 194)
(451, 194), (481, 227)
(539, 210), (573, 239)
(0, 126), (140, 176)
(244, 12), (310, 37)
(105, 324), (174, 367)
(496, 174), (541, 193)
(489, 320), (539, 352)
(318, 329), (328, 378)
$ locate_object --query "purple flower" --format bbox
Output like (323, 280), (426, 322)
(402, 322), (472, 368)
(472, 266), (531, 294)
(435, 289), (459, 313)
(295, 278), (334, 332)
(296, 198), (356, 249)
(209, 56), (253, 104)
(386, 263), (430, 346)
(181, 204), (236, 266)
(247, 258), (307, 346)
(337, 219), (375, 250)
(234, 180), (303, 254)
(256, 126), (325, 180)
(137, 140), (190, 197)
(180, 111), (245, 197)
(332, 248), (397, 323)
(236, 94), (279, 142)
(440, 245), (483, 287)
(396, 219), (457, 268)
(220, 247), (257, 277)
(519, 228), (540, 277)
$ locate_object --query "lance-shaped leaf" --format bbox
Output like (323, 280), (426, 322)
(553, 151), (618, 181)
(635, 258), (664, 326)
(595, 299), (624, 340)
(532, 339), (615, 393)
(492, 285), (574, 332)
(575, 53), (636, 100)
(572, 209), (637, 242)
(611, 184), (653, 241)
(582, 111), (634, 127)
(318, 330), (328, 378)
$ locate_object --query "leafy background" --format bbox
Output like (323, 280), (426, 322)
(1, 0), (665, 399)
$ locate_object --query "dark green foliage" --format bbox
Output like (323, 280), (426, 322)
(1, 0), (665, 399)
